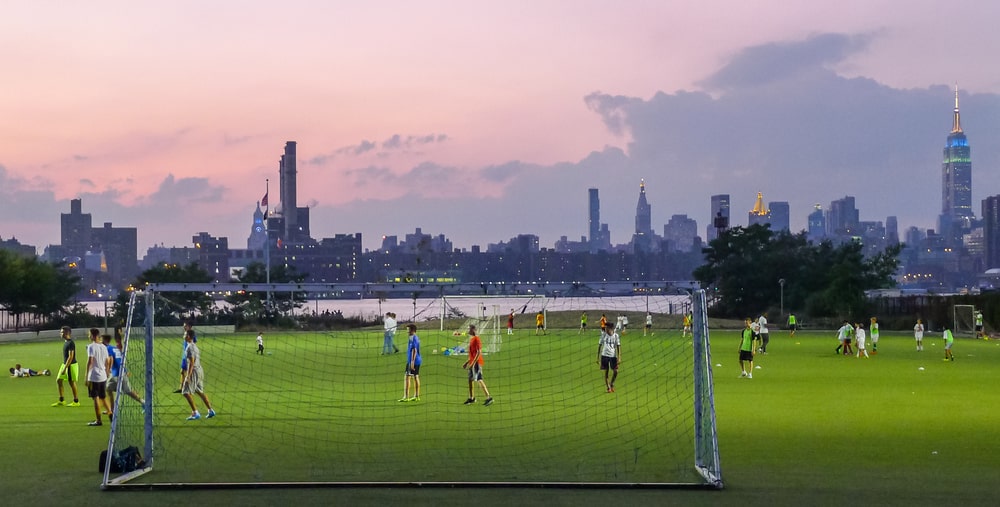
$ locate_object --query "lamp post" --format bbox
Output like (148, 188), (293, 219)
(778, 278), (786, 317)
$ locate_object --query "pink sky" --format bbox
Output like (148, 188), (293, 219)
(3, 1), (1000, 253)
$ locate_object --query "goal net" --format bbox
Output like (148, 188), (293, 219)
(440, 295), (546, 354)
(102, 287), (722, 489)
(953, 304), (976, 336)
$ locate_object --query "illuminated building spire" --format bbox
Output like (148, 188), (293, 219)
(952, 84), (963, 134)
(750, 191), (769, 216)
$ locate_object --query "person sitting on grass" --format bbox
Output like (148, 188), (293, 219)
(10, 364), (50, 377)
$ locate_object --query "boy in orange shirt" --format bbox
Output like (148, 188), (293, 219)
(462, 325), (494, 406)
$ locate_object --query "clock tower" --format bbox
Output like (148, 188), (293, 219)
(247, 201), (268, 250)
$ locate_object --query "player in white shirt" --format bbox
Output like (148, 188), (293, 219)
(85, 328), (112, 426)
(597, 324), (621, 393)
(757, 313), (770, 354)
(854, 322), (869, 358)
(914, 318), (925, 351)
(383, 312), (399, 355)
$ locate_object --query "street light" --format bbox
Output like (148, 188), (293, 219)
(778, 278), (786, 317)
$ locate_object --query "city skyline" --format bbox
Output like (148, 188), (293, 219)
(3, 2), (1000, 253)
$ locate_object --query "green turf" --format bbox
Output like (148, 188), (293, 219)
(3, 328), (1000, 506)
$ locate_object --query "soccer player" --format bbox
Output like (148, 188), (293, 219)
(507, 309), (514, 335)
(383, 312), (399, 354)
(975, 311), (985, 340)
(644, 313), (653, 336)
(579, 312), (588, 334)
(943, 325), (955, 361)
(854, 322), (869, 358)
(462, 324), (493, 406)
(621, 314), (629, 334)
(86, 328), (112, 426)
(399, 324), (422, 402)
(107, 331), (144, 410)
(181, 329), (216, 420)
(787, 313), (797, 337)
(757, 313), (770, 354)
(597, 324), (621, 392)
(52, 326), (80, 407)
(835, 320), (852, 355)
(256, 332), (264, 355)
(175, 321), (197, 393)
(869, 317), (879, 353)
(914, 318), (925, 351)
(599, 313), (608, 331)
(682, 312), (693, 337)
(738, 319), (757, 378)
(535, 311), (545, 335)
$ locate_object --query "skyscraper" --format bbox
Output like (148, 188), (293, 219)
(633, 180), (653, 253)
(748, 192), (771, 227)
(807, 204), (825, 242)
(940, 86), (973, 245)
(885, 216), (899, 246)
(769, 201), (790, 232)
(707, 194), (730, 241)
(60, 198), (92, 259)
(588, 188), (600, 253)
(663, 214), (698, 252)
(983, 196), (1000, 269)
(827, 196), (859, 237)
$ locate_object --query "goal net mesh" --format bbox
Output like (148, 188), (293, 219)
(103, 289), (722, 488)
(953, 305), (976, 336)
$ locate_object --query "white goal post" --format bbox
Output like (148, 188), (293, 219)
(102, 286), (722, 489)
(953, 304), (976, 336)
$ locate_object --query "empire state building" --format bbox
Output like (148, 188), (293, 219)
(939, 86), (973, 244)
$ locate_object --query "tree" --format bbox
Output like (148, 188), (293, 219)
(694, 225), (901, 319)
(114, 263), (213, 325)
(0, 250), (81, 331)
(224, 262), (307, 322)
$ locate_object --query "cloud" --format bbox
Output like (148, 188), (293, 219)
(310, 134), (450, 166)
(223, 133), (253, 146)
(699, 32), (877, 91)
(144, 174), (228, 206)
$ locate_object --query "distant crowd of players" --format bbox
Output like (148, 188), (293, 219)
(737, 309), (981, 379)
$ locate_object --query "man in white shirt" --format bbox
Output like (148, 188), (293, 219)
(757, 313), (770, 354)
(597, 324), (621, 393)
(383, 312), (399, 355)
(85, 328), (112, 426)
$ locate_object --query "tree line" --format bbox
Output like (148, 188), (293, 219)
(694, 224), (902, 320)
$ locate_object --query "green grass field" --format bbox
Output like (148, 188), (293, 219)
(3, 325), (1000, 506)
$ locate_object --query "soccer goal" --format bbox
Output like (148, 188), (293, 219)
(954, 304), (976, 336)
(103, 286), (722, 489)
(439, 295), (546, 353)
